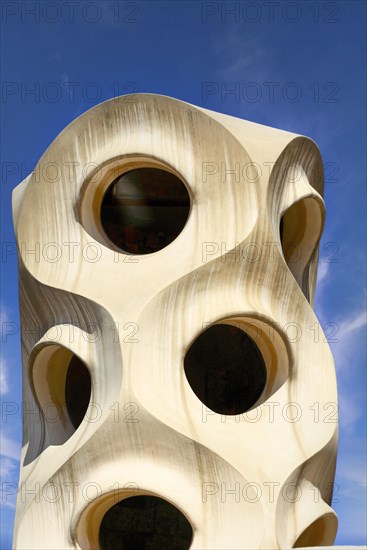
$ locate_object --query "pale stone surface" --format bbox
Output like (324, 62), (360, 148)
(13, 95), (340, 548)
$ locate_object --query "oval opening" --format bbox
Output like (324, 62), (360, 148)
(100, 167), (190, 254)
(184, 324), (267, 415)
(293, 515), (334, 547)
(32, 345), (91, 442)
(99, 495), (193, 550)
(280, 197), (323, 301)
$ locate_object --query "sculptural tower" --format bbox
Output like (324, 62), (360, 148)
(13, 94), (338, 548)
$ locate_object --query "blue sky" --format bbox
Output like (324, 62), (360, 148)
(0, 1), (366, 547)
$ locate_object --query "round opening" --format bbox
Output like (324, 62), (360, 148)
(100, 168), (190, 254)
(184, 324), (267, 415)
(99, 495), (193, 550)
(65, 354), (92, 430)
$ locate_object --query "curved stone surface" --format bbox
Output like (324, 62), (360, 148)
(13, 94), (338, 548)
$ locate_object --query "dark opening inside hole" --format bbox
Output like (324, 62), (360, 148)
(184, 324), (266, 415)
(100, 168), (190, 255)
(279, 216), (284, 244)
(65, 355), (91, 430)
(99, 495), (193, 550)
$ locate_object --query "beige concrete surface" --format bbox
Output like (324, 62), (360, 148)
(13, 94), (339, 548)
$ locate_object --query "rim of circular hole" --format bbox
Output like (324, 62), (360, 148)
(73, 489), (194, 550)
(184, 316), (291, 415)
(78, 155), (193, 255)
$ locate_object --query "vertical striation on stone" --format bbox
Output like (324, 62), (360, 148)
(13, 94), (338, 549)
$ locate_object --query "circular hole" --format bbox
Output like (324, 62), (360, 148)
(65, 354), (92, 430)
(99, 495), (193, 550)
(100, 168), (190, 254)
(184, 324), (267, 415)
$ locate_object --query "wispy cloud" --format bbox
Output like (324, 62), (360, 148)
(314, 258), (366, 372)
(335, 435), (367, 542)
(0, 454), (18, 509)
(314, 256), (366, 434)
(314, 259), (329, 323)
(0, 457), (17, 482)
(330, 309), (366, 431)
(0, 303), (11, 395)
(338, 310), (367, 341)
(0, 433), (20, 510)
(331, 308), (366, 374)
(335, 487), (367, 542)
(0, 433), (20, 462)
(220, 45), (267, 78)
(316, 260), (330, 286)
(338, 461), (367, 491)
(209, 24), (269, 83)
(51, 51), (62, 63)
(0, 357), (9, 395)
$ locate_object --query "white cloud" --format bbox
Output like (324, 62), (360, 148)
(0, 488), (17, 509)
(0, 433), (21, 462)
(327, 307), (366, 432)
(331, 308), (367, 373)
(314, 256), (366, 376)
(315, 264), (366, 433)
(0, 303), (11, 396)
(334, 436), (367, 541)
(305, 194), (366, 546)
(334, 465), (367, 541)
(335, 496), (367, 542)
(0, 357), (10, 395)
(212, 28), (268, 79)
(316, 260), (330, 286)
(337, 443), (367, 490)
(0, 455), (18, 509)
(220, 46), (267, 77)
(0, 457), (17, 481)
(0, 435), (20, 510)
(314, 259), (331, 322)
(338, 310), (367, 341)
